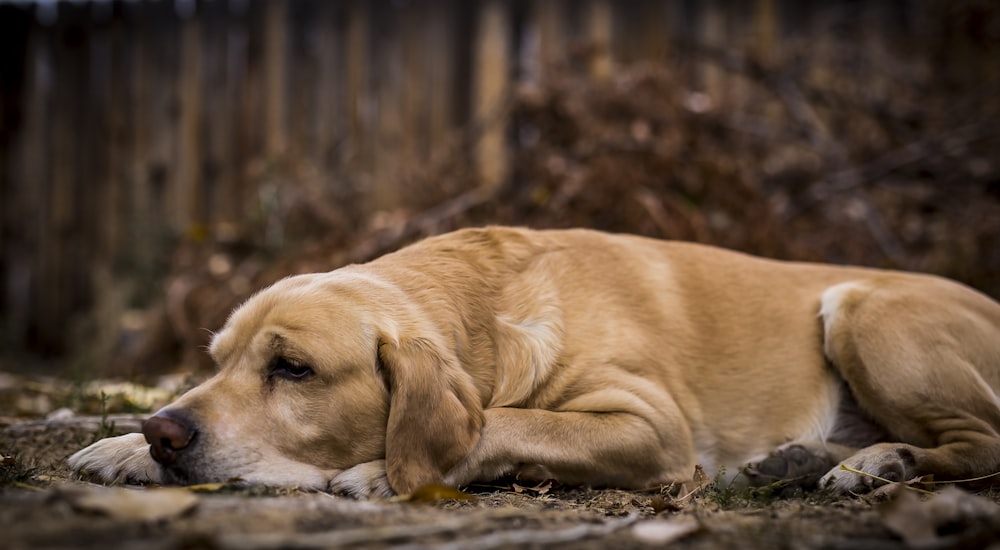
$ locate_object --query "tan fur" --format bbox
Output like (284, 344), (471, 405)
(69, 227), (1000, 496)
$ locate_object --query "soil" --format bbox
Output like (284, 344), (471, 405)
(3, 374), (1000, 550)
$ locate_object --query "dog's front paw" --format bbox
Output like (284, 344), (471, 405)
(820, 444), (916, 493)
(329, 460), (394, 498)
(68, 433), (164, 485)
(744, 444), (834, 490)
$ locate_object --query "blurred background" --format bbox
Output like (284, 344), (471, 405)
(1, 0), (998, 383)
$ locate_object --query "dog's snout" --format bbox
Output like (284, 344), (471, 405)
(143, 413), (196, 466)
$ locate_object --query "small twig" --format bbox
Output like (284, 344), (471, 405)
(858, 201), (907, 267)
(772, 74), (848, 167)
(790, 121), (1000, 216)
(923, 470), (1000, 486)
(345, 184), (500, 264)
(838, 464), (935, 496)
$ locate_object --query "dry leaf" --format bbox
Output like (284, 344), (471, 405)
(395, 483), (476, 504)
(63, 486), (199, 522)
(674, 465), (711, 503)
(692, 465), (709, 486)
(631, 517), (700, 544)
(186, 482), (230, 492)
(650, 494), (684, 514)
(870, 474), (936, 498)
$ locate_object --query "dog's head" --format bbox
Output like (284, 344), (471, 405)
(142, 269), (482, 494)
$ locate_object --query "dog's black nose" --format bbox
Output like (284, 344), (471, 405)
(143, 412), (196, 466)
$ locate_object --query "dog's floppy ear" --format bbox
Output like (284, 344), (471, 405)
(377, 333), (483, 494)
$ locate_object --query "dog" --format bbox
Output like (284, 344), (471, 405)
(68, 226), (1000, 497)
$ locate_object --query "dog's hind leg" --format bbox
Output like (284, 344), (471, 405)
(816, 280), (1000, 492)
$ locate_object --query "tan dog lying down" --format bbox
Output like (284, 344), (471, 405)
(69, 227), (1000, 497)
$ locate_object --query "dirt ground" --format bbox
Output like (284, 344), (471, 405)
(3, 373), (1000, 550)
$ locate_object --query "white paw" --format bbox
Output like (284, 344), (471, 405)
(68, 433), (164, 484)
(329, 460), (394, 498)
(820, 445), (916, 493)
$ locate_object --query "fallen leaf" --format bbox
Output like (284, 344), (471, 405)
(186, 482), (230, 492)
(674, 465), (711, 502)
(650, 494), (684, 514)
(692, 465), (709, 487)
(395, 483), (476, 504)
(869, 474), (937, 499)
(631, 517), (700, 544)
(62, 486), (199, 522)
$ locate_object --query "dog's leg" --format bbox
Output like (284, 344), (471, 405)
(817, 281), (1000, 492)
(442, 403), (695, 490)
(68, 432), (164, 484)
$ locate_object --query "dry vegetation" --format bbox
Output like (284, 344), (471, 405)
(98, 45), (1000, 378)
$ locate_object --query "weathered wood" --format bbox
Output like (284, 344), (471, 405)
(752, 0), (777, 68)
(533, 0), (566, 78)
(264, 0), (288, 161)
(197, 2), (228, 234)
(585, 0), (613, 81)
(696, 0), (725, 103)
(7, 18), (51, 348)
(424, 0), (455, 150)
(312, 1), (342, 173)
(371, 0), (405, 211)
(176, 8), (203, 233)
(346, 0), (370, 173)
(472, 0), (509, 190)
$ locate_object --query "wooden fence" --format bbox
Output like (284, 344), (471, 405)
(0, 0), (993, 360)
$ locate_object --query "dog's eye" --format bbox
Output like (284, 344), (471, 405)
(269, 357), (314, 381)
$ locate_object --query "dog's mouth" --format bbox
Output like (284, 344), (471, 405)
(157, 464), (195, 485)
(154, 456), (241, 487)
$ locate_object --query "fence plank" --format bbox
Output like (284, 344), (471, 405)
(372, 0), (405, 211)
(585, 0), (613, 81)
(697, 0), (726, 102)
(533, 0), (566, 78)
(346, 0), (370, 174)
(312, 1), (342, 172)
(201, 1), (234, 233)
(6, 20), (52, 348)
(425, 0), (455, 150)
(473, 0), (509, 190)
(177, 10), (203, 234)
(264, 0), (288, 160)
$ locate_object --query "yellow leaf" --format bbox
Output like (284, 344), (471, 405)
(395, 483), (476, 504)
(186, 482), (230, 493)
